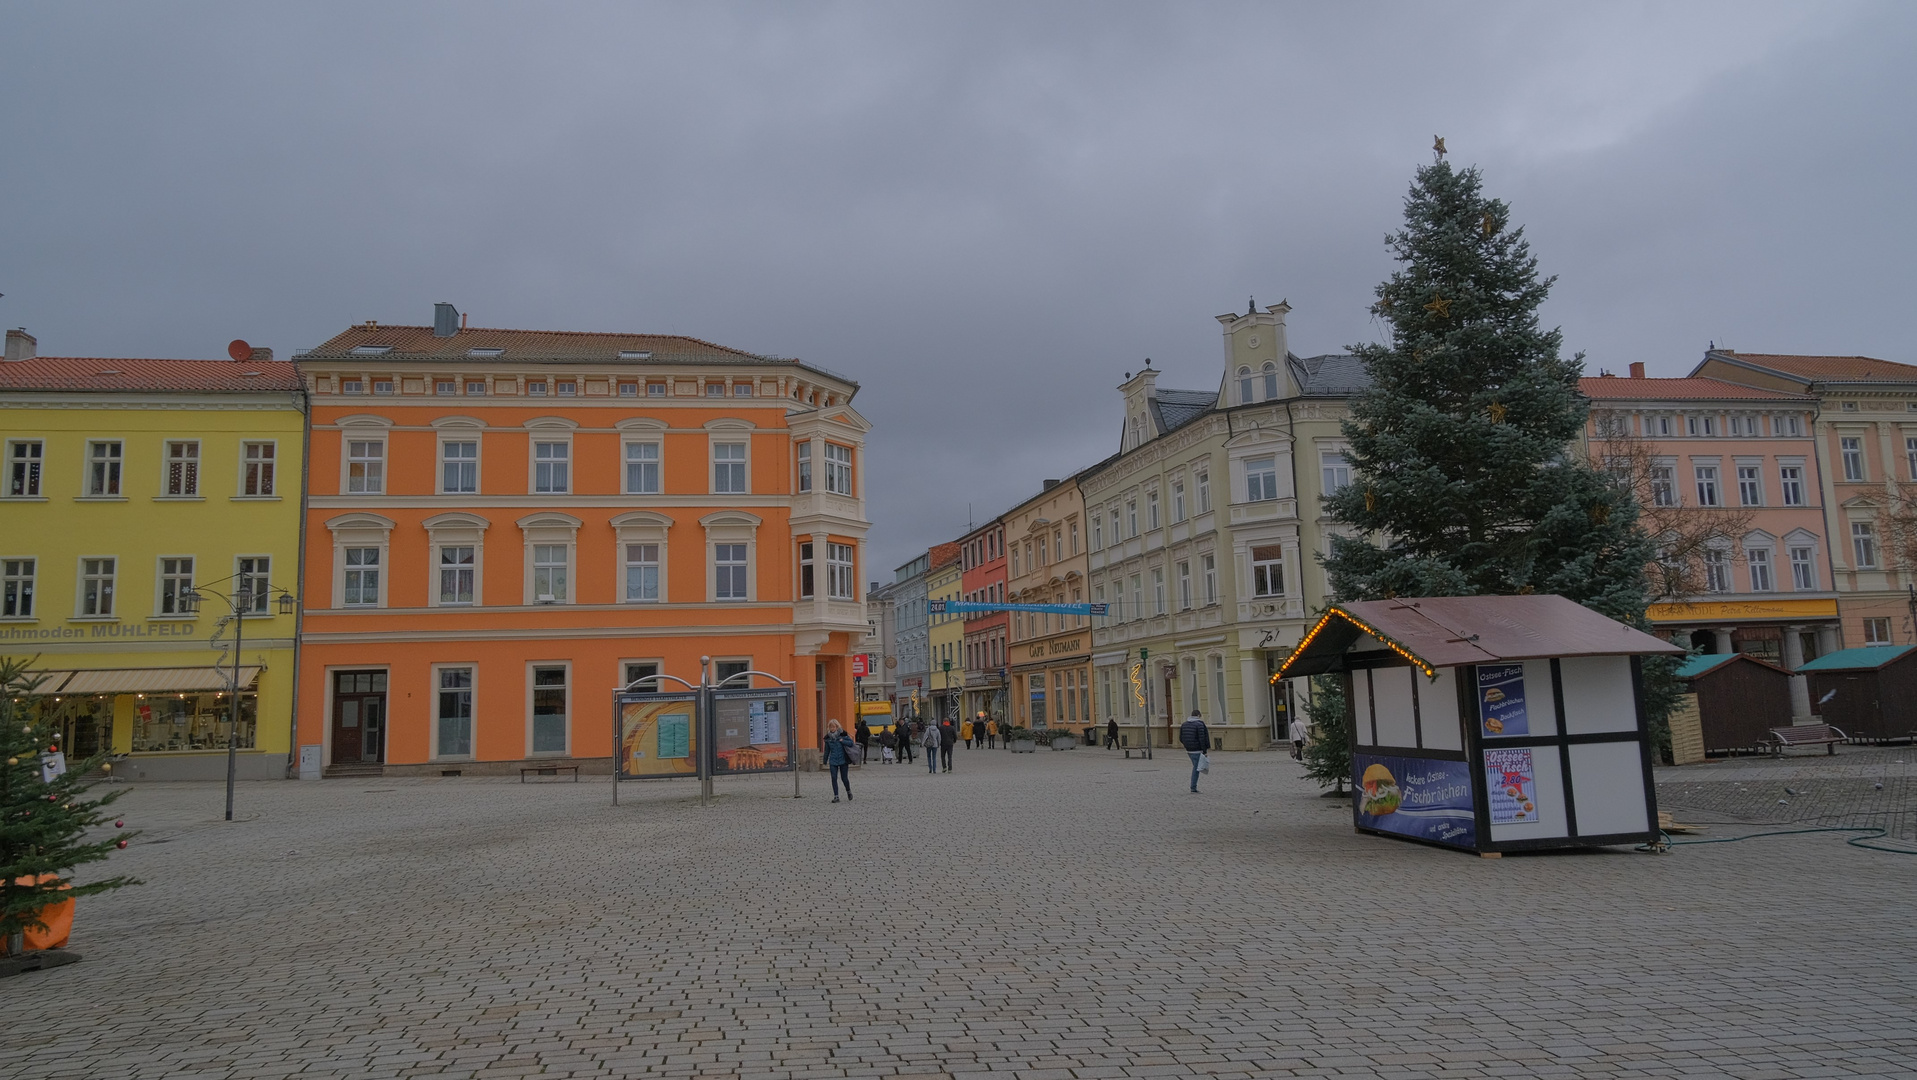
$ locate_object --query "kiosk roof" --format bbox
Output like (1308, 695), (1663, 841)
(1279, 594), (1682, 680)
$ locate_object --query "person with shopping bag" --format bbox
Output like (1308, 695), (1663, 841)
(823, 720), (857, 803)
(921, 720), (942, 774)
(1179, 709), (1211, 793)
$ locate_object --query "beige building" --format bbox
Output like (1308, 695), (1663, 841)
(1003, 476), (1093, 732)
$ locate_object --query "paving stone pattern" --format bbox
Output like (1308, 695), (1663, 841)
(4, 746), (1916, 1079)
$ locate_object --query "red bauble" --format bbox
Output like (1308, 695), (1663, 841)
(116, 839), (128, 849)
(115, 819), (124, 828)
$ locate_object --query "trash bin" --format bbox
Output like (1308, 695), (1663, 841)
(1082, 727), (1098, 746)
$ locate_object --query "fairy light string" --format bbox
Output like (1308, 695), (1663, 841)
(1272, 607), (1438, 683)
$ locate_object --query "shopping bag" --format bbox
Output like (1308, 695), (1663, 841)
(1197, 752), (1211, 774)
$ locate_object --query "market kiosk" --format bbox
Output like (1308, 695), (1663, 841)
(1277, 595), (1681, 855)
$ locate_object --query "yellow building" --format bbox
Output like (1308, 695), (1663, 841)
(925, 545), (964, 723)
(0, 335), (307, 780)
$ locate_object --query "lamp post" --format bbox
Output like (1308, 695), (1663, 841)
(180, 576), (298, 821)
(941, 657), (953, 724)
(1139, 647), (1152, 760)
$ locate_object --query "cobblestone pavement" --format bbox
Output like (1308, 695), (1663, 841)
(5, 746), (1916, 1079)
(1657, 744), (1917, 843)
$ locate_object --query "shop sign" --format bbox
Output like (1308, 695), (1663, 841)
(2, 621), (205, 642)
(1025, 636), (1084, 660)
(1476, 664), (1529, 737)
(1354, 753), (1476, 849)
(1483, 748), (1539, 825)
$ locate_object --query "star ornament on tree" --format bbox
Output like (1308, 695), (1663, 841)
(1487, 401), (1508, 424)
(1423, 295), (1451, 318)
(1481, 212), (1498, 238)
(1432, 135), (1446, 159)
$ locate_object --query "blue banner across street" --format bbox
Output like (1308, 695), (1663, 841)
(929, 600), (1109, 616)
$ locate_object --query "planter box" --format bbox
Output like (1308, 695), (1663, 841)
(1050, 736), (1077, 750)
(1009, 740), (1038, 754)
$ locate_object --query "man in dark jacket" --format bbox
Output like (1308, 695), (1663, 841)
(1105, 717), (1120, 749)
(1178, 709), (1211, 793)
(899, 718), (916, 764)
(939, 719), (958, 772)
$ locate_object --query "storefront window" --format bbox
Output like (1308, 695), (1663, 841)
(38, 697), (112, 758)
(1029, 672), (1047, 727)
(131, 692), (257, 752)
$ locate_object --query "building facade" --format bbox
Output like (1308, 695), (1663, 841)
(890, 551), (930, 721)
(1086, 301), (1367, 750)
(1004, 478), (1093, 732)
(925, 542), (963, 723)
(0, 334), (306, 780)
(1580, 364), (1837, 716)
(292, 309), (869, 776)
(861, 578), (898, 704)
(1693, 350), (1917, 649)
(959, 517), (1008, 723)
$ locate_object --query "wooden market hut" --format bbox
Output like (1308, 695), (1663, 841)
(1276, 594), (1681, 855)
(1799, 644), (1917, 743)
(1674, 653), (1795, 754)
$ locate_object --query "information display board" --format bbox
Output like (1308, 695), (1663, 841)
(709, 687), (795, 774)
(1476, 664), (1530, 737)
(615, 693), (702, 780)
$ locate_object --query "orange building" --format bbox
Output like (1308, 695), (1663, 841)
(293, 306), (870, 777)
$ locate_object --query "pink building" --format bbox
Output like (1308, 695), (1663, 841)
(1582, 363), (1837, 716)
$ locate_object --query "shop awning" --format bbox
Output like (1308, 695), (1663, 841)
(22, 670), (78, 693)
(57, 666), (261, 695)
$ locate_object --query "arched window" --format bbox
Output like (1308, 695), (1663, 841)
(1262, 361), (1279, 400)
(1237, 366), (1254, 403)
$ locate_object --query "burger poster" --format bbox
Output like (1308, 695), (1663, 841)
(1353, 753), (1477, 848)
(1476, 664), (1529, 737)
(1482, 747), (1540, 825)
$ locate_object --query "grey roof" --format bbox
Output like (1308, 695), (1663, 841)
(1151, 387), (1219, 434)
(1290, 353), (1371, 397)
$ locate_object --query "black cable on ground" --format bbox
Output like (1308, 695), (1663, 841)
(1639, 825), (1917, 856)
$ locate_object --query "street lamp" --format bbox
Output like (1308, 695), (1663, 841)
(941, 657), (953, 723)
(179, 576), (299, 821)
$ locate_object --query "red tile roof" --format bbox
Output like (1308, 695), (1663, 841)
(299, 324), (775, 364)
(1579, 375), (1814, 401)
(1710, 351), (1917, 383)
(0, 357), (304, 393)
(929, 541), (963, 571)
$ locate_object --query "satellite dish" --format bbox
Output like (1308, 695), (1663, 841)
(228, 339), (251, 361)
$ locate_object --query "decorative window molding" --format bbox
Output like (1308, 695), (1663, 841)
(325, 512), (396, 609)
(701, 511), (762, 602)
(424, 512), (490, 607)
(611, 511), (674, 604)
(518, 512), (582, 604)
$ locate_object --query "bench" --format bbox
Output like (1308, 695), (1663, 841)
(1766, 725), (1847, 756)
(1124, 747), (1156, 759)
(520, 765), (580, 783)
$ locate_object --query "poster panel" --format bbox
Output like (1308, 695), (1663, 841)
(1353, 752), (1477, 849)
(1476, 663), (1530, 737)
(616, 694), (701, 780)
(710, 688), (794, 774)
(1482, 747), (1540, 825)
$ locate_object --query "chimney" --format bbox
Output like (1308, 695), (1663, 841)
(4, 329), (35, 362)
(433, 303), (459, 338)
(1629, 362), (1646, 379)
(248, 346), (274, 362)
(1043, 478), (1062, 491)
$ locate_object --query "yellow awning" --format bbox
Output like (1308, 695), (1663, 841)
(57, 666), (261, 695)
(1646, 598), (1839, 623)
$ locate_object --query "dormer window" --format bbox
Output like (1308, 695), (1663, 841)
(467, 348), (505, 358)
(351, 345), (393, 356)
(618, 350), (652, 360)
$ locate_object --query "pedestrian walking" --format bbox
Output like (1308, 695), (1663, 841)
(1289, 714), (1308, 760)
(1179, 709), (1211, 793)
(985, 717), (998, 749)
(823, 720), (856, 803)
(1105, 717), (1120, 749)
(855, 718), (872, 764)
(939, 719), (957, 772)
(921, 720), (942, 774)
(900, 719), (917, 764)
(879, 726), (897, 764)
(961, 718), (974, 749)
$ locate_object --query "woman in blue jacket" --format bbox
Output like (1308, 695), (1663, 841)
(823, 719), (856, 803)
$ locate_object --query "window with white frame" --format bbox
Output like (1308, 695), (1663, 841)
(1127, 500), (1138, 538)
(797, 442), (812, 492)
(347, 440), (384, 494)
(529, 665), (568, 753)
(441, 441), (478, 494)
(1146, 490), (1160, 530)
(1746, 546), (1774, 592)
(1321, 452), (1350, 495)
(825, 443), (852, 494)
(624, 544), (660, 602)
(713, 442), (747, 494)
(164, 441), (199, 496)
(242, 442), (275, 496)
(466, 380), (487, 397)
(1702, 548), (1730, 593)
(1202, 553), (1217, 606)
(1238, 366), (1254, 403)
(1211, 655), (1229, 725)
(1694, 465), (1720, 507)
(1185, 656), (1200, 713)
(706, 382), (726, 397)
(1195, 469), (1211, 512)
(238, 556), (270, 613)
(1172, 480), (1185, 523)
(157, 557), (194, 615)
(342, 548), (380, 606)
(1779, 465), (1805, 507)
(1129, 574), (1142, 620)
(555, 380), (576, 397)
(1863, 618), (1893, 645)
(1090, 513), (1103, 550)
(1177, 561), (1191, 609)
(1687, 415), (1717, 436)
(1652, 415), (1673, 436)
(1737, 465), (1763, 506)
(799, 541), (815, 599)
(533, 441), (569, 494)
(715, 543), (748, 600)
(439, 546), (475, 605)
(372, 379), (394, 396)
(87, 441), (122, 496)
(1246, 457), (1278, 502)
(829, 543), (856, 599)
(527, 380), (547, 396)
(1907, 437), (1917, 481)
(1841, 437), (1865, 481)
(1251, 545), (1284, 597)
(1789, 545), (1817, 590)
(7, 440), (43, 497)
(437, 667), (474, 757)
(532, 544), (569, 602)
(435, 379), (456, 396)
(1108, 507), (1120, 545)
(1852, 522), (1878, 568)
(79, 557), (116, 616)
(625, 441), (660, 494)
(1262, 362), (1279, 400)
(1649, 465), (1677, 507)
(623, 660), (661, 693)
(1153, 567), (1165, 615)
(1, 559), (33, 617)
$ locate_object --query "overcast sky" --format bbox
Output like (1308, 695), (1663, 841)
(4, 1), (1913, 573)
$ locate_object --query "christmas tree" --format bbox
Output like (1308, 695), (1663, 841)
(2, 656), (138, 956)
(1323, 151), (1652, 619)
(1298, 675), (1351, 794)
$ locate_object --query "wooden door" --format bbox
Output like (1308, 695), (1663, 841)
(332, 670), (388, 764)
